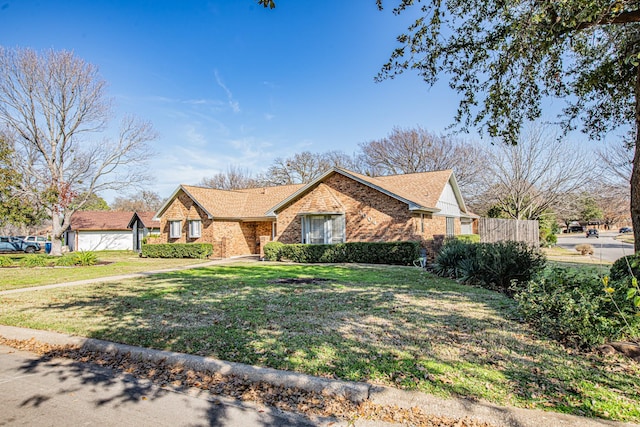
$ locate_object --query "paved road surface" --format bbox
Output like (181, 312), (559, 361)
(556, 231), (635, 262)
(0, 344), (319, 427)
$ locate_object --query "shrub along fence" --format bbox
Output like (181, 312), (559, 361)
(263, 241), (420, 266)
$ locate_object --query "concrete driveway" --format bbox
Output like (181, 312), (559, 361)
(556, 231), (635, 263)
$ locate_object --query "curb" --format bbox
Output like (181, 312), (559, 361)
(1, 325), (638, 427)
(0, 325), (370, 402)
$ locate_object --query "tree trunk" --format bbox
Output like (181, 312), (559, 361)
(632, 144), (640, 254)
(49, 211), (65, 256)
(633, 66), (640, 254)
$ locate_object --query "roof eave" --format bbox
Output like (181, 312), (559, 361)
(409, 205), (440, 213)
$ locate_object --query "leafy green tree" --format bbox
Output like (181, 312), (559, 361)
(75, 192), (110, 211)
(579, 193), (604, 224)
(371, 0), (640, 251)
(0, 136), (42, 227)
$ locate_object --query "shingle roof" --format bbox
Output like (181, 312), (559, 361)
(160, 168), (463, 221)
(70, 211), (136, 231)
(269, 168), (458, 214)
(357, 169), (454, 210)
(180, 184), (305, 218)
(128, 212), (161, 228)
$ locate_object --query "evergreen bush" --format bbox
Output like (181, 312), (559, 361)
(262, 241), (420, 265)
(432, 240), (546, 295)
(610, 253), (640, 281)
(515, 267), (640, 348)
(142, 243), (213, 259)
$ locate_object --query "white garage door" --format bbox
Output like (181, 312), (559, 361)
(77, 231), (132, 251)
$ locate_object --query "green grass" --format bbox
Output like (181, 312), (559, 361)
(0, 262), (638, 422)
(542, 246), (613, 267)
(0, 251), (209, 291)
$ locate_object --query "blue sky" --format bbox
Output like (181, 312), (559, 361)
(1, 0), (466, 201)
(0, 1), (605, 202)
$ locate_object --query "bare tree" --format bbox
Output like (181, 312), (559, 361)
(112, 190), (163, 212)
(480, 125), (593, 220)
(199, 165), (259, 190)
(257, 150), (354, 185)
(358, 126), (488, 203)
(598, 140), (633, 188)
(0, 47), (156, 255)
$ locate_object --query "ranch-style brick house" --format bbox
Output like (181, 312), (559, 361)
(153, 168), (478, 258)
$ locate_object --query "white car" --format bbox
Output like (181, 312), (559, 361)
(24, 236), (48, 245)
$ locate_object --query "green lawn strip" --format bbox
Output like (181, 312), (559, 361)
(0, 263), (638, 422)
(542, 246), (612, 266)
(0, 251), (208, 291)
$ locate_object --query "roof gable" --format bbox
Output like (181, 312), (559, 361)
(128, 211), (161, 229)
(297, 183), (345, 214)
(267, 168), (466, 215)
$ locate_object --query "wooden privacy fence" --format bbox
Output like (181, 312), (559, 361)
(478, 218), (539, 247)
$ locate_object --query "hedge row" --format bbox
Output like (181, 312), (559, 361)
(142, 243), (213, 259)
(263, 241), (421, 265)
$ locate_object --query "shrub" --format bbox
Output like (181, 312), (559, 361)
(543, 233), (557, 247)
(610, 253), (640, 281)
(431, 239), (477, 279)
(262, 241), (420, 265)
(449, 234), (481, 244)
(0, 256), (14, 267)
(142, 243), (213, 259)
(432, 240), (546, 296)
(575, 243), (594, 255)
(18, 255), (49, 268)
(263, 241), (285, 261)
(74, 251), (98, 266)
(55, 254), (80, 266)
(515, 267), (640, 348)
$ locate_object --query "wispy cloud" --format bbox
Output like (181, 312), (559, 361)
(214, 70), (240, 113)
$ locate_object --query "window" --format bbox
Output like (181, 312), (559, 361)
(445, 217), (455, 237)
(301, 214), (345, 244)
(188, 220), (201, 238)
(169, 220), (181, 239)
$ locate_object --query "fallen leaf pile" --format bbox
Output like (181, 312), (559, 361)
(0, 336), (495, 427)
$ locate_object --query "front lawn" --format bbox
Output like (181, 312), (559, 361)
(0, 251), (209, 291)
(0, 263), (638, 422)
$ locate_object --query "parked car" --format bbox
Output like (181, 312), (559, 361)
(565, 225), (584, 233)
(24, 235), (48, 245)
(0, 236), (41, 253)
(586, 228), (599, 238)
(619, 227), (633, 233)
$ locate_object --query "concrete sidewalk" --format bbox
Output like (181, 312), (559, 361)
(0, 325), (636, 427)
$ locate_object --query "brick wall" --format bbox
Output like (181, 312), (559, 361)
(158, 191), (272, 257)
(275, 173), (462, 245)
(158, 178), (467, 259)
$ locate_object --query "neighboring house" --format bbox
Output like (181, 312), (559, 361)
(128, 211), (161, 252)
(65, 211), (158, 251)
(154, 168), (477, 259)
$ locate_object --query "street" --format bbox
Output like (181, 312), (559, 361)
(0, 344), (319, 427)
(555, 231), (635, 263)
